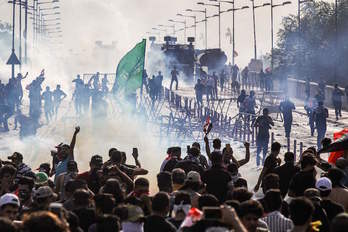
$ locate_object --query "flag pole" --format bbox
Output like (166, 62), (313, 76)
(140, 38), (147, 104)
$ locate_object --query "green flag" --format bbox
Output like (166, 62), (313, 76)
(113, 39), (146, 96)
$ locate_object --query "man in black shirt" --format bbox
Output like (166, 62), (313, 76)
(315, 177), (344, 222)
(254, 142), (281, 192)
(254, 108), (274, 167)
(274, 152), (300, 198)
(279, 97), (296, 138)
(289, 154), (317, 197)
(202, 151), (231, 203)
(144, 192), (176, 232)
(194, 79), (204, 107)
(170, 66), (179, 91)
(313, 101), (328, 149)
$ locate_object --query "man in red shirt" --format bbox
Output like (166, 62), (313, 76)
(77, 155), (103, 194)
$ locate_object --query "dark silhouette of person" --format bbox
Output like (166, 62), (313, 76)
(280, 97), (296, 138)
(332, 84), (344, 120)
(53, 85), (67, 118)
(313, 101), (328, 149)
(170, 66), (179, 91)
(42, 86), (54, 123)
(304, 97), (316, 136)
(254, 108), (274, 166)
(72, 75), (84, 116)
(194, 79), (204, 107)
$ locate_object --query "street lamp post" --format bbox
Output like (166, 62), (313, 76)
(158, 24), (175, 36)
(252, 0), (257, 59)
(269, 1), (291, 69)
(186, 8), (207, 49)
(250, 1), (270, 60)
(152, 27), (167, 40)
(11, 0), (16, 77)
(7, 0), (21, 79)
(198, 2), (221, 49)
(222, 3), (249, 65)
(168, 19), (186, 42)
(177, 14), (197, 40)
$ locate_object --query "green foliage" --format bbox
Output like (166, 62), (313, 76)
(273, 0), (348, 85)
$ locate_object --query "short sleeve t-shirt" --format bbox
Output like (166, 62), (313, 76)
(55, 157), (71, 182)
(263, 155), (278, 175)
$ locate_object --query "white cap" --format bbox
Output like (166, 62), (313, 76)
(0, 193), (20, 208)
(316, 177), (332, 191)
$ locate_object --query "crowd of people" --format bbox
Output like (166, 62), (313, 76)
(0, 125), (346, 232)
(0, 71), (113, 137)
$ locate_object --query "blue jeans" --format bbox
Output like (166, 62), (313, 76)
(256, 136), (269, 166)
(317, 127), (327, 150)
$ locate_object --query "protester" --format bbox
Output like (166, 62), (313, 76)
(0, 193), (20, 221)
(254, 142), (281, 192)
(2, 66), (348, 232)
(254, 108), (274, 167)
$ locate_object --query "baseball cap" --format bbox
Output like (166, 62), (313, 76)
(7, 152), (23, 161)
(90, 155), (103, 166)
(304, 188), (322, 202)
(186, 171), (201, 183)
(126, 204), (144, 222)
(0, 193), (20, 208)
(35, 172), (49, 185)
(316, 177), (332, 191)
(34, 186), (57, 199)
(36, 163), (50, 172)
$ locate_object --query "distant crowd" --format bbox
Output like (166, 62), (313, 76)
(0, 125), (345, 231)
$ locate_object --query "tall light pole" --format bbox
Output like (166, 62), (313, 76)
(223, 4), (249, 65)
(250, 1), (270, 60)
(198, 2), (221, 49)
(158, 24), (175, 36)
(168, 19), (186, 42)
(335, 0), (338, 80)
(177, 14), (197, 40)
(152, 27), (167, 40)
(7, 0), (21, 79)
(269, 1), (291, 70)
(186, 8), (207, 49)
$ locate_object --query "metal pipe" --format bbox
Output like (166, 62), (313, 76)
(232, 2), (235, 65)
(24, 0), (28, 64)
(11, 0), (16, 79)
(271, 0), (274, 70)
(205, 8), (208, 50)
(19, 0), (22, 69)
(252, 0), (257, 59)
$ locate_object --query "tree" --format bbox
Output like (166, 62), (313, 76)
(273, 0), (348, 85)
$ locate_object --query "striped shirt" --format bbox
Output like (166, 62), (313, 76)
(262, 211), (293, 232)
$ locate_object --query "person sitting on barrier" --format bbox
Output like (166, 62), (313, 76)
(254, 108), (274, 167)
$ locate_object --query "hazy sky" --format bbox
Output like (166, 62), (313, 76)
(0, 0), (335, 70)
